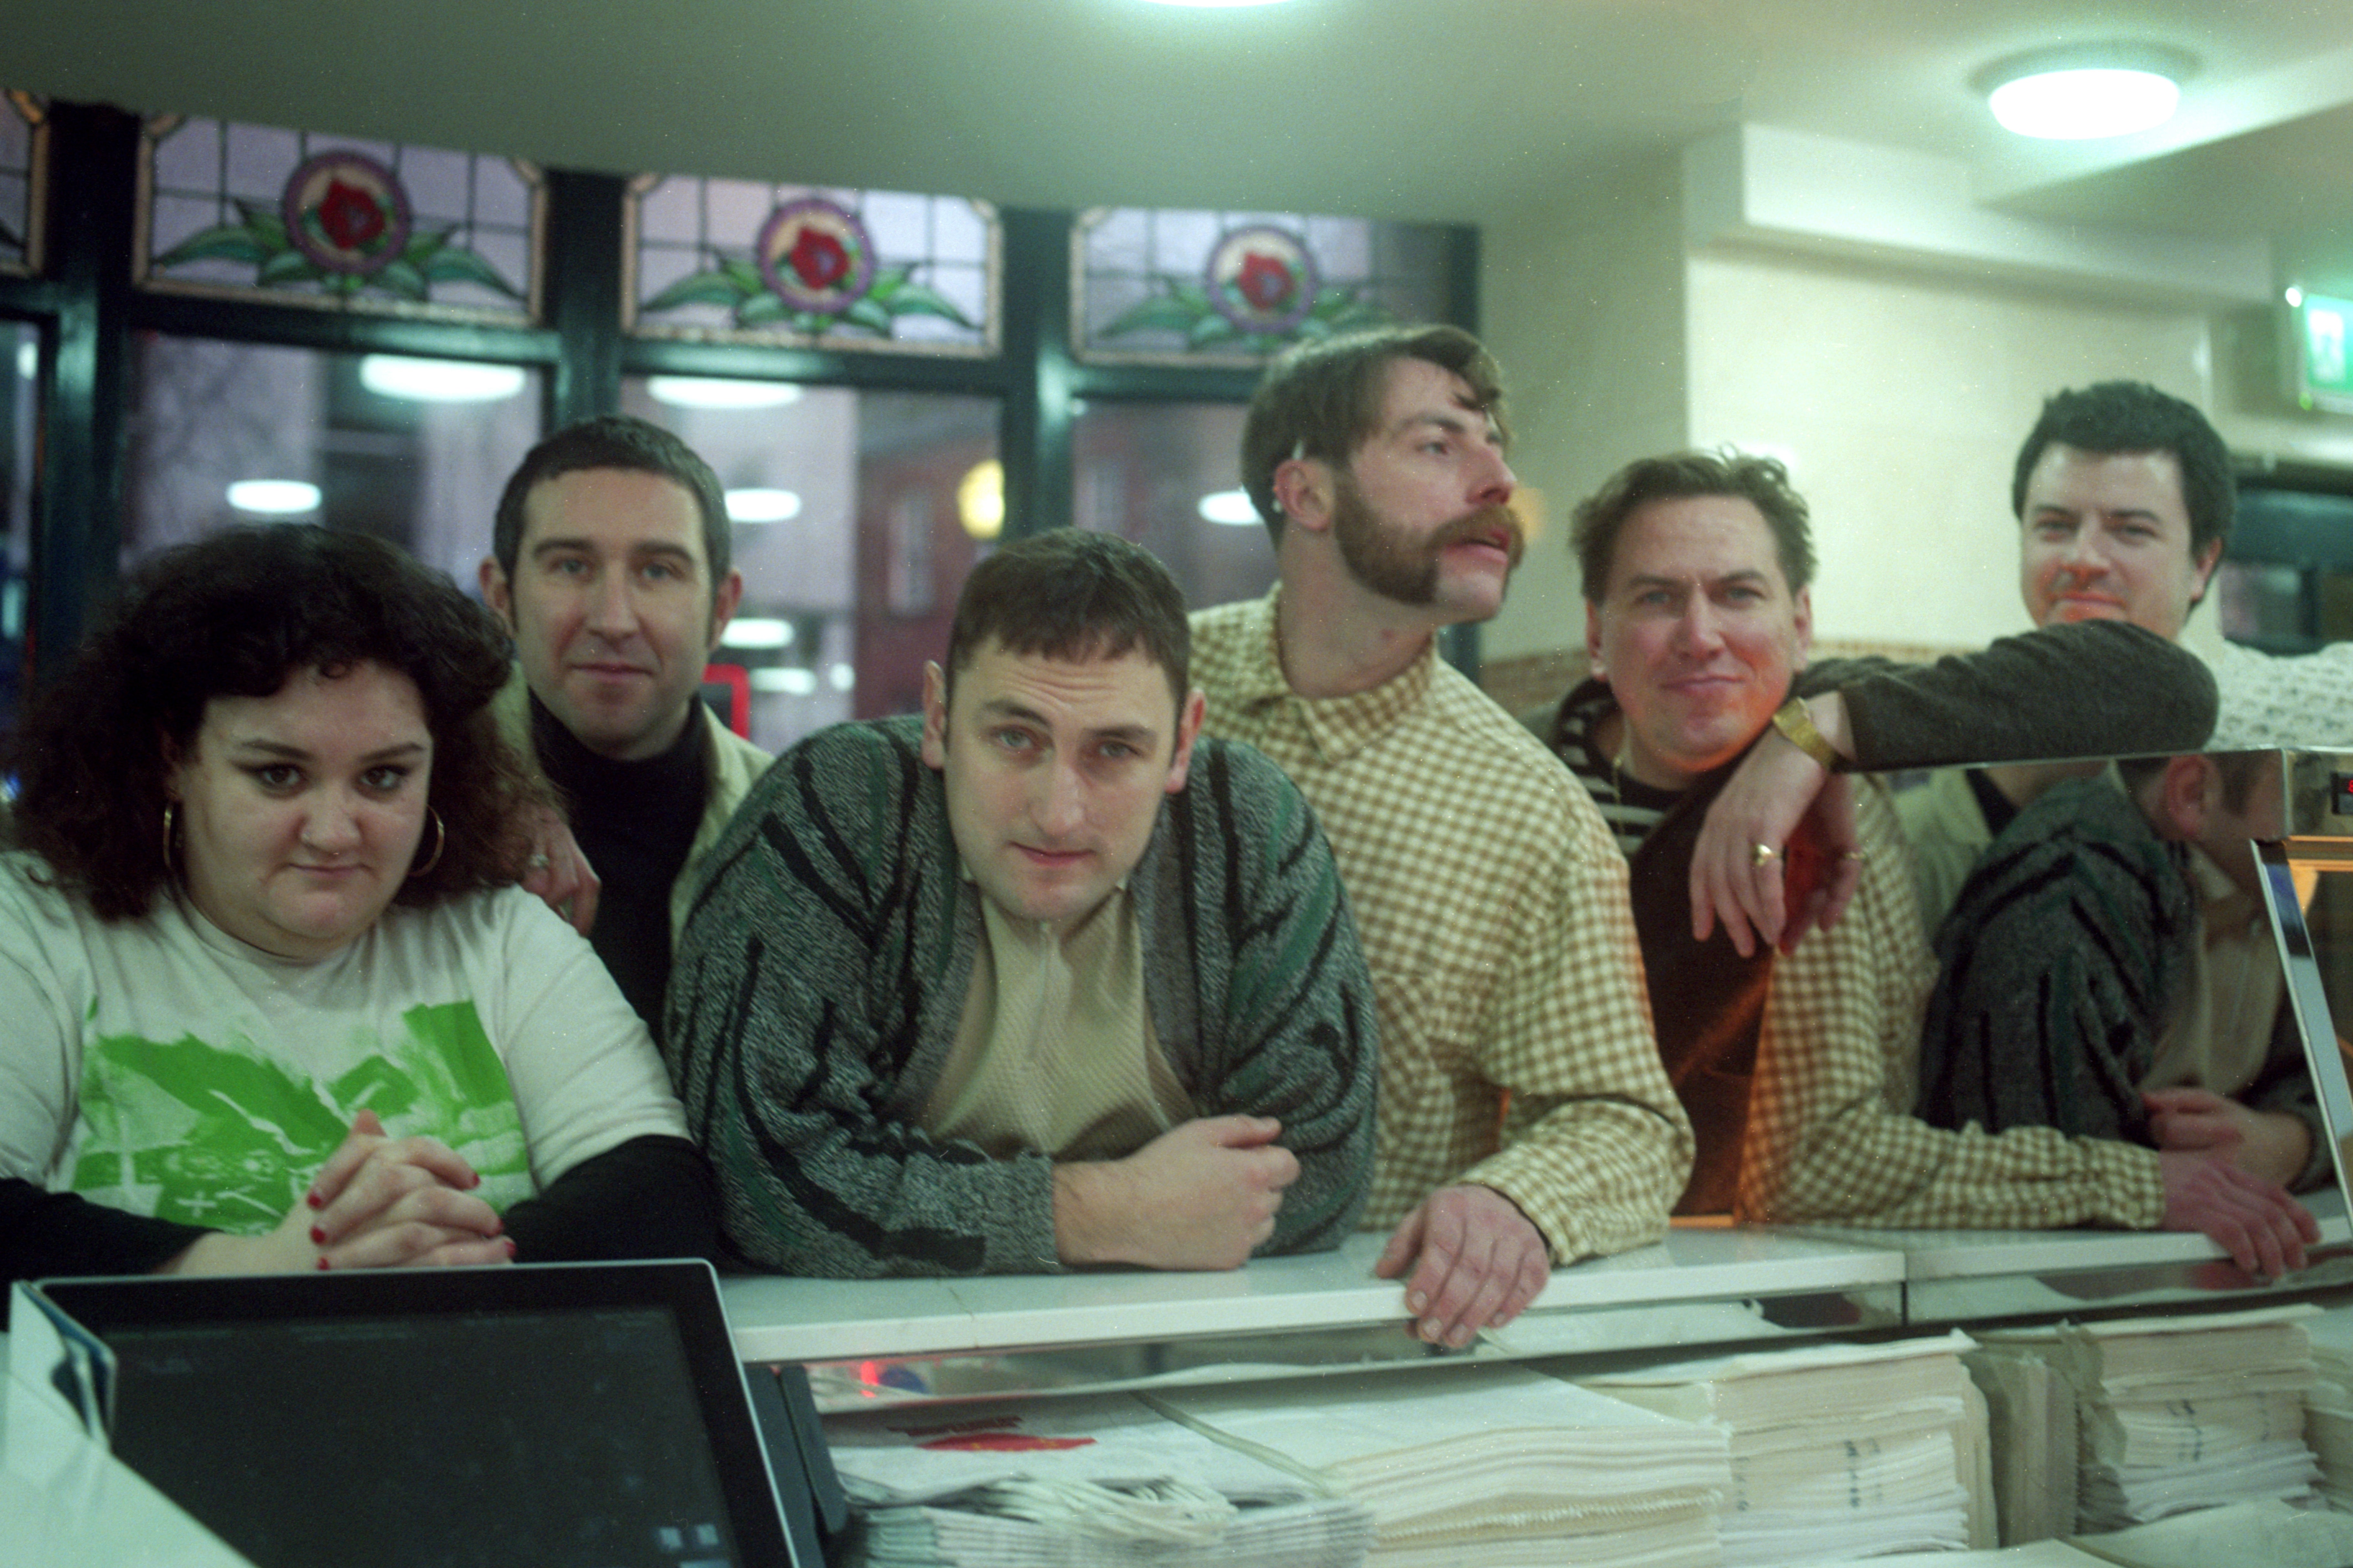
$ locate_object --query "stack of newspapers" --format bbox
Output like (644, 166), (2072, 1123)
(2300, 1307), (2353, 1511)
(1974, 1304), (2321, 1534)
(822, 1390), (1376, 1568)
(1580, 1331), (1994, 1566)
(1145, 1362), (1733, 1566)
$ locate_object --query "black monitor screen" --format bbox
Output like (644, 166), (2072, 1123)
(101, 1305), (743, 1568)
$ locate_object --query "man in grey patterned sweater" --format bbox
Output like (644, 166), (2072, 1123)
(665, 530), (1377, 1277)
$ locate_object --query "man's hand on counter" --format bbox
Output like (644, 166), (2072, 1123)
(1374, 1183), (1549, 1348)
(2156, 1149), (2316, 1279)
(1052, 1115), (1297, 1271)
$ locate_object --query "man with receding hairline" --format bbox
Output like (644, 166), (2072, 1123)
(1192, 324), (1693, 1348)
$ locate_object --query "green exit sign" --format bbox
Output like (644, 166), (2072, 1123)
(2294, 293), (2353, 410)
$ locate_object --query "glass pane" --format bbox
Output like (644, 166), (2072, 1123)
(0, 94), (44, 277)
(0, 321), (33, 731)
(621, 377), (999, 751)
(1073, 401), (1273, 614)
(1075, 206), (1453, 366)
(139, 115), (540, 324)
(629, 177), (997, 356)
(122, 335), (543, 585)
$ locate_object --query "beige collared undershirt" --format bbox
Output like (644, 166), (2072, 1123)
(920, 877), (1192, 1161)
(2145, 843), (2284, 1097)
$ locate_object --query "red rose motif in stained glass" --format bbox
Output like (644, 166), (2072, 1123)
(1237, 251), (1297, 312)
(318, 180), (388, 251)
(789, 228), (851, 290)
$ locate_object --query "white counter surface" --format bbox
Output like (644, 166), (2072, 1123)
(720, 1223), (1907, 1365)
(1, 1375), (249, 1568)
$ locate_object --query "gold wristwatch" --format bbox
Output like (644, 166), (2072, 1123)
(1770, 696), (1840, 771)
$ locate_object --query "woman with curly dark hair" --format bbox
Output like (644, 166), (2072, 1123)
(1, 525), (716, 1283)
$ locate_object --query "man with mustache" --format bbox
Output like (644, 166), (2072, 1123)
(1189, 326), (1694, 1348)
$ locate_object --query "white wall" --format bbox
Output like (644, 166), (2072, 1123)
(1483, 161), (1689, 664)
(1684, 248), (2211, 652)
(1482, 155), (2353, 668)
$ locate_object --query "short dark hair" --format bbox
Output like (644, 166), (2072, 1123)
(1571, 450), (1816, 601)
(943, 531), (1190, 712)
(492, 414), (732, 593)
(7, 526), (546, 922)
(1242, 324), (1508, 542)
(2011, 382), (2235, 557)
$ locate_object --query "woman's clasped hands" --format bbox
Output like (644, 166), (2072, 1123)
(168, 1110), (514, 1276)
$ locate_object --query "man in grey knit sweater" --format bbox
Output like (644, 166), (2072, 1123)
(665, 531), (1377, 1277)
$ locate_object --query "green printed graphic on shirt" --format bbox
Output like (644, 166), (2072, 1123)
(70, 1001), (532, 1233)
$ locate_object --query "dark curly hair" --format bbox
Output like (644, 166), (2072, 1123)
(7, 525), (547, 922)
(2011, 381), (2235, 557)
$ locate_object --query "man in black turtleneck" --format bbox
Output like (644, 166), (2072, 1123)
(481, 417), (771, 1036)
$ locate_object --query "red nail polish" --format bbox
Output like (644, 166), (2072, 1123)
(305, 1191), (323, 1209)
(309, 1225), (325, 1245)
(502, 1238), (517, 1257)
(315, 1256), (330, 1271)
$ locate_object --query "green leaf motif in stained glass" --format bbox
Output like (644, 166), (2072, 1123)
(420, 246), (522, 298)
(153, 198), (515, 306)
(840, 295), (893, 333)
(373, 258), (429, 302)
(1093, 268), (1399, 357)
(154, 223), (275, 271)
(255, 249), (323, 286)
(735, 291), (789, 326)
(640, 247), (971, 339)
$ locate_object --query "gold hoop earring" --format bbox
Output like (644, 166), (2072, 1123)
(161, 801), (179, 875)
(409, 809), (447, 879)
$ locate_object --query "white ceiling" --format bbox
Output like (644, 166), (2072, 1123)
(8, 0), (2353, 290)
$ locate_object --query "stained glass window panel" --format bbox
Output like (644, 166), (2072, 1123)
(0, 94), (46, 277)
(1073, 400), (1273, 613)
(138, 116), (540, 324)
(622, 377), (998, 750)
(629, 177), (996, 356)
(123, 335), (542, 583)
(1077, 206), (1455, 366)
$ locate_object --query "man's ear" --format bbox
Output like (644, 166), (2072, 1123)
(919, 662), (950, 770)
(478, 557), (514, 630)
(1584, 600), (1607, 681)
(1272, 456), (1336, 536)
(2187, 537), (2224, 607)
(705, 568), (745, 655)
(1789, 586), (1814, 672)
(1163, 687), (1208, 795)
(2149, 754), (2215, 842)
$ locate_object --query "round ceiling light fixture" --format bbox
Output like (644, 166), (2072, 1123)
(1978, 44), (2193, 140)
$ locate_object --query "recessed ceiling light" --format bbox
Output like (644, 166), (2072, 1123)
(648, 377), (803, 410)
(1197, 489), (1261, 526)
(359, 356), (527, 403)
(1137, 0), (1292, 8)
(1978, 44), (2192, 140)
(726, 488), (803, 523)
(227, 479), (322, 515)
